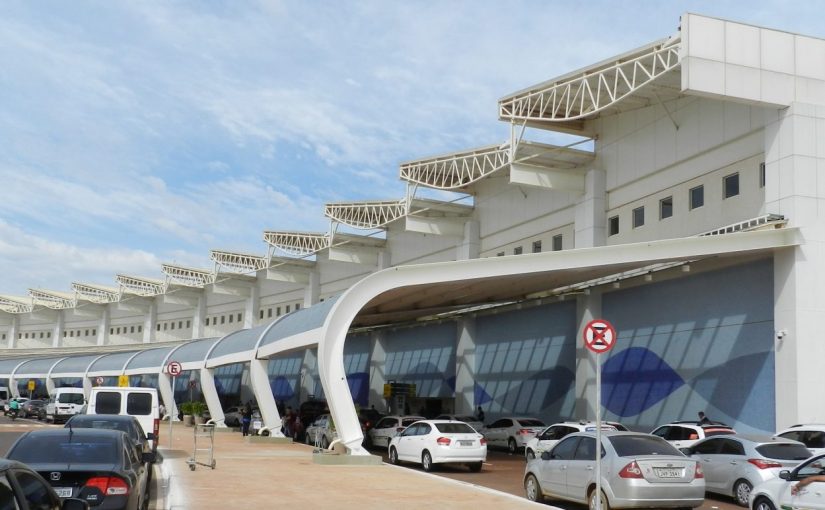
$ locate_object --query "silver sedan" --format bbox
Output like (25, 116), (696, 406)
(524, 431), (705, 509)
(684, 434), (811, 507)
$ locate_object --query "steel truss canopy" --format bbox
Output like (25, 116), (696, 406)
(210, 250), (268, 274)
(0, 295), (33, 314)
(72, 283), (120, 304)
(161, 264), (216, 288)
(264, 231), (331, 257)
(116, 274), (166, 296)
(400, 140), (594, 191)
(499, 36), (682, 125)
(325, 199), (407, 230)
(28, 289), (76, 309)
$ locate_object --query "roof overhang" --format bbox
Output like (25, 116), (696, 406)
(324, 199), (407, 230)
(264, 231), (330, 257)
(117, 274), (166, 297)
(0, 295), (33, 314)
(161, 264), (216, 288)
(28, 289), (76, 310)
(72, 283), (120, 304)
(210, 250), (269, 274)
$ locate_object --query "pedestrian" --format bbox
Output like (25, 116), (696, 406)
(241, 402), (253, 437)
(698, 411), (711, 425)
(476, 406), (485, 423)
(292, 412), (304, 441)
(158, 403), (166, 420)
(283, 406), (294, 438)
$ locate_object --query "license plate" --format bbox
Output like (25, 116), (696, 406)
(253, 421), (262, 429)
(654, 468), (682, 478)
(55, 488), (72, 498)
(459, 440), (474, 446)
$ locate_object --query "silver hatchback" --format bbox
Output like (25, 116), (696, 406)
(524, 431), (705, 509)
(684, 434), (811, 507)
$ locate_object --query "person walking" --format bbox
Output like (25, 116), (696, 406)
(241, 402), (253, 437)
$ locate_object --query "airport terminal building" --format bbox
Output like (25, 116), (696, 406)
(1, 13), (823, 454)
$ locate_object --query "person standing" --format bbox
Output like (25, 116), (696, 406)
(241, 403), (253, 437)
(476, 406), (485, 423)
(698, 411), (711, 425)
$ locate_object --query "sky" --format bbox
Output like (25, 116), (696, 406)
(1, 0), (823, 297)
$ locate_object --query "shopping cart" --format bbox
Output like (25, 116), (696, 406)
(186, 423), (216, 471)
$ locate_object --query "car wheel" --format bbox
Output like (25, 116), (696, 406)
(468, 462), (482, 473)
(364, 435), (373, 450)
(507, 437), (518, 455)
(524, 474), (544, 502)
(320, 436), (329, 449)
(389, 447), (399, 465)
(525, 449), (535, 461)
(752, 497), (776, 510)
(422, 450), (434, 472)
(733, 479), (753, 507)
(589, 488), (610, 510)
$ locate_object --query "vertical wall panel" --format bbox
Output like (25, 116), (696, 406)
(385, 323), (456, 399)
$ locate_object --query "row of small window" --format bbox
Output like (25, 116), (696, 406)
(204, 314), (242, 327)
(112, 325), (144, 335)
(15, 331), (55, 340)
(608, 170), (756, 236)
(258, 303), (301, 320)
(156, 319), (193, 331)
(497, 234), (564, 257)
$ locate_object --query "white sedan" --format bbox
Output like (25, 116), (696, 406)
(482, 417), (546, 454)
(750, 452), (825, 510)
(525, 421), (618, 460)
(389, 420), (487, 472)
(366, 415), (424, 449)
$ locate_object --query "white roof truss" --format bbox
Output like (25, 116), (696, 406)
(499, 37), (681, 123)
(161, 264), (216, 288)
(0, 295), (33, 314)
(116, 274), (167, 297)
(210, 250), (268, 274)
(72, 282), (120, 304)
(325, 199), (407, 230)
(264, 231), (331, 257)
(28, 289), (76, 309)
(400, 143), (510, 190)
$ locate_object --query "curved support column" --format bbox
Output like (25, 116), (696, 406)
(250, 359), (284, 436)
(157, 373), (179, 421)
(199, 367), (226, 428)
(82, 377), (92, 400)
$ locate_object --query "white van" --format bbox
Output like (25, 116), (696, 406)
(45, 387), (86, 423)
(87, 386), (160, 451)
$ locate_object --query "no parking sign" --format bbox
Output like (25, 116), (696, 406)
(583, 319), (616, 354)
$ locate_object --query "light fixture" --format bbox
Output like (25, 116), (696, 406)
(583, 288), (591, 296)
(612, 281), (621, 289)
(644, 273), (653, 282)
(681, 264), (691, 273)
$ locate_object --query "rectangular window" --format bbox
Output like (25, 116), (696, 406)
(659, 196), (673, 219)
(759, 162), (766, 188)
(259, 309), (264, 319)
(724, 172), (739, 198)
(130, 326), (135, 334)
(186, 320), (190, 329)
(178, 321), (183, 329)
(63, 331), (67, 337)
(532, 240), (542, 253)
(496, 252), (504, 257)
(126, 393), (152, 415)
(285, 305), (291, 313)
(237, 313), (242, 322)
(85, 329), (89, 336)
(110, 328), (114, 335)
(267, 308), (272, 318)
(156, 324), (161, 331)
(608, 215), (619, 236)
(513, 246), (523, 255)
(295, 303), (301, 310)
(163, 323), (168, 330)
(40, 332), (44, 339)
(552, 235), (563, 251)
(94, 392), (121, 415)
(229, 314), (233, 323)
(632, 206), (645, 228)
(170, 322), (175, 330)
(47, 332), (51, 338)
(92, 329), (96, 336)
(220, 315), (225, 324)
(277, 307), (281, 316)
(69, 331), (74, 337)
(690, 185), (704, 209)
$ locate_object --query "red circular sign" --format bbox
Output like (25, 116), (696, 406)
(583, 319), (617, 354)
(167, 361), (182, 377)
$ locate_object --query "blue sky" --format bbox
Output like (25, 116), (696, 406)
(1, 1), (822, 296)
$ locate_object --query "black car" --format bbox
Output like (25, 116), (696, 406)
(0, 458), (90, 510)
(65, 414), (156, 464)
(6, 428), (152, 510)
(21, 399), (47, 419)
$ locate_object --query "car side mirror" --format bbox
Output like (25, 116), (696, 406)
(62, 498), (90, 510)
(540, 451), (552, 461)
(142, 452), (156, 464)
(779, 470), (791, 480)
(146, 433), (155, 440)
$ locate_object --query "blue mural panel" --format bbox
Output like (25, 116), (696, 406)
(385, 323), (456, 399)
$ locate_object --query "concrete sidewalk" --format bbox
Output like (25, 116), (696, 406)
(153, 422), (550, 510)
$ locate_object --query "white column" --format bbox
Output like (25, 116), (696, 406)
(7, 316), (19, 349)
(575, 290), (602, 420)
(52, 311), (64, 348)
(378, 250), (391, 270)
(96, 306), (110, 346)
(190, 295), (204, 338)
(143, 299), (157, 343)
(244, 286), (259, 329)
(250, 359), (285, 436)
(574, 168), (607, 249)
(303, 270), (320, 308)
(368, 331), (388, 412)
(455, 317), (476, 415)
(299, 349), (317, 403)
(456, 220), (480, 260)
(157, 373), (179, 421)
(766, 103), (825, 429)
(199, 367), (226, 428)
(82, 377), (93, 401)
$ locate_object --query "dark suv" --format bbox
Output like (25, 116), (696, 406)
(299, 400), (328, 429)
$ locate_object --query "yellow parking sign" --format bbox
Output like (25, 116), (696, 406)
(27, 380), (35, 391)
(118, 375), (129, 387)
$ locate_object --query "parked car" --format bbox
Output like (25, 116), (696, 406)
(299, 400), (329, 429)
(651, 421), (736, 449)
(774, 424), (825, 455)
(365, 415), (425, 449)
(0, 458), (90, 510)
(359, 407), (385, 433)
(4, 397), (30, 415)
(6, 428), (152, 510)
(524, 431), (705, 508)
(305, 414), (338, 449)
(750, 452), (825, 510)
(684, 434), (811, 506)
(433, 414), (484, 432)
(482, 417), (546, 454)
(65, 414), (157, 464)
(45, 388), (86, 423)
(388, 420), (487, 472)
(86, 386), (160, 453)
(525, 421), (619, 460)
(222, 406), (255, 427)
(20, 399), (47, 418)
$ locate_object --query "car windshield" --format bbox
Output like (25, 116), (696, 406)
(10, 435), (119, 464)
(517, 419), (545, 427)
(756, 443), (812, 460)
(58, 394), (85, 405)
(609, 435), (682, 457)
(69, 419), (133, 437)
(434, 423), (475, 434)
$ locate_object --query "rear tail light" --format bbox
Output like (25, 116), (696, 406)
(153, 418), (160, 442)
(619, 461), (643, 479)
(694, 463), (704, 479)
(518, 429), (532, 435)
(85, 476), (129, 496)
(436, 437), (451, 446)
(480, 438), (487, 446)
(748, 458), (783, 469)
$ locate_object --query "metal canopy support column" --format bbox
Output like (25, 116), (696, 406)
(303, 270), (320, 308)
(575, 290), (602, 421)
(192, 295), (205, 338)
(574, 169), (607, 249)
(7, 316), (18, 349)
(250, 359), (285, 437)
(455, 316), (477, 416)
(244, 286), (259, 329)
(143, 300), (157, 343)
(368, 331), (388, 412)
(52, 311), (64, 348)
(96, 306), (110, 346)
(199, 367), (226, 428)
